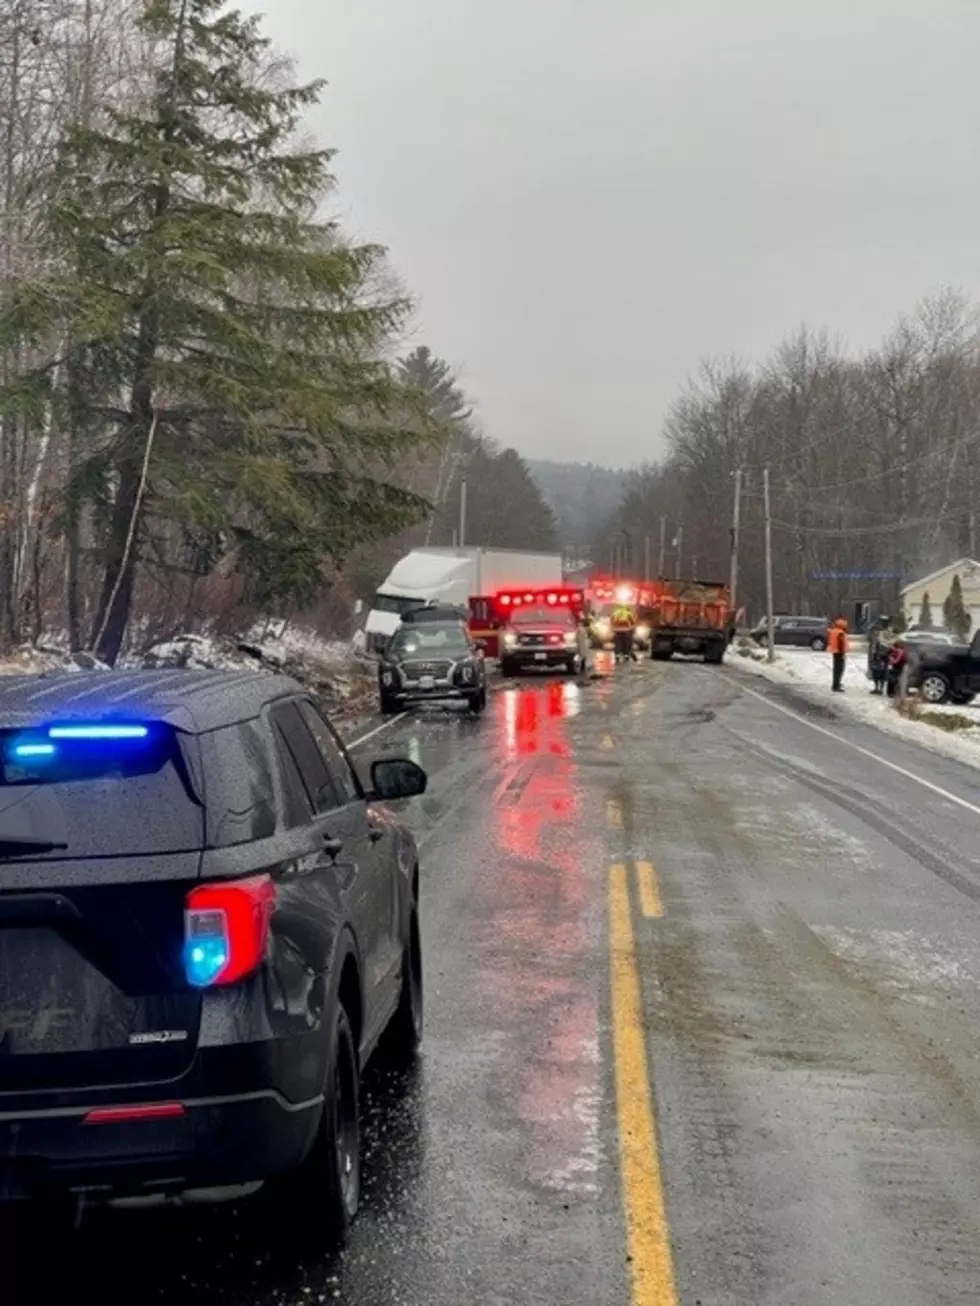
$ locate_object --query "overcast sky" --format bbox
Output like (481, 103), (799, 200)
(252, 0), (980, 468)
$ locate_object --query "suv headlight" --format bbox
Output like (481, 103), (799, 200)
(502, 632), (517, 648)
(636, 624), (650, 640)
(563, 632), (577, 647)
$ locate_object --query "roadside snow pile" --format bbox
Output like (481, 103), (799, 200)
(0, 645), (110, 676)
(132, 631), (376, 729)
(732, 641), (980, 769)
(0, 628), (377, 733)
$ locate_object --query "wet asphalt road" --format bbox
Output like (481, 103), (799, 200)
(12, 656), (980, 1304)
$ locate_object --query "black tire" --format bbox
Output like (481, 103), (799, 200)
(651, 650), (672, 661)
(564, 656), (580, 675)
(383, 905), (423, 1067)
(951, 692), (976, 706)
(467, 688), (486, 713)
(918, 671), (951, 705)
(500, 658), (518, 677)
(270, 1004), (360, 1251)
(810, 637), (827, 651)
(379, 691), (399, 716)
(703, 646), (724, 665)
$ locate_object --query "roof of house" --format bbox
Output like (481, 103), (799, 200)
(900, 558), (980, 597)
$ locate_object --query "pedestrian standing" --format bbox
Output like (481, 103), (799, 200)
(829, 617), (849, 692)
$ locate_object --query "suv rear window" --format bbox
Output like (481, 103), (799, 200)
(0, 724), (203, 858)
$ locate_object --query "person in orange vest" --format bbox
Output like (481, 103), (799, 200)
(828, 617), (849, 692)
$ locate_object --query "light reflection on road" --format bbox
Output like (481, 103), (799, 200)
(483, 678), (603, 1197)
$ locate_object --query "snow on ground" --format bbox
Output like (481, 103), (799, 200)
(730, 641), (980, 770)
(0, 626), (377, 734)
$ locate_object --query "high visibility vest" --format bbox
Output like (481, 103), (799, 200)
(612, 607), (634, 630)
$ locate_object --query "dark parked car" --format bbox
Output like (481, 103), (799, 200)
(752, 615), (829, 650)
(0, 670), (426, 1247)
(898, 630), (979, 704)
(379, 621), (487, 715)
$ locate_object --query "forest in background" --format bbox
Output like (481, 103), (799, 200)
(599, 291), (980, 621)
(0, 0), (558, 658)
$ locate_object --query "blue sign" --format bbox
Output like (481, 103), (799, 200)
(810, 569), (904, 579)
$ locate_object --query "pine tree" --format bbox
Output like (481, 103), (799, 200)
(943, 574), (972, 641)
(919, 592), (934, 629)
(1, 0), (426, 661)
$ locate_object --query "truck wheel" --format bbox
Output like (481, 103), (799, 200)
(379, 691), (399, 715)
(500, 658), (518, 677)
(651, 650), (672, 661)
(919, 672), (951, 704)
(951, 691), (976, 706)
(704, 646), (724, 665)
(810, 637), (827, 651)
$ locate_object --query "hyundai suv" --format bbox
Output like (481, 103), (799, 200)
(0, 670), (426, 1246)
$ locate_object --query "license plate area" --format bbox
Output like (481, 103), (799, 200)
(534, 652), (547, 661)
(0, 926), (198, 1090)
(419, 675), (435, 689)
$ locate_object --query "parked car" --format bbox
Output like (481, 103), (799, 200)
(379, 621), (487, 714)
(0, 670), (427, 1247)
(894, 630), (978, 704)
(751, 615), (829, 650)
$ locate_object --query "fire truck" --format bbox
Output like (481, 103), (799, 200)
(469, 587), (586, 674)
(586, 577), (655, 650)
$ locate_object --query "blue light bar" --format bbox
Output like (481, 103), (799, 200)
(13, 742), (55, 758)
(47, 724), (149, 740)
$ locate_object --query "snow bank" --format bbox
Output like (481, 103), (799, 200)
(730, 641), (980, 769)
(0, 628), (377, 735)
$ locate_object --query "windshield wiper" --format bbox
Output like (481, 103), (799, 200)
(0, 836), (68, 854)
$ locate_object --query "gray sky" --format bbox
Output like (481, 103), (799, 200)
(254, 0), (980, 468)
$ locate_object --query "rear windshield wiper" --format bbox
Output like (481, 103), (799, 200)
(0, 836), (68, 854)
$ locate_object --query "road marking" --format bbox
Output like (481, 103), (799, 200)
(722, 673), (980, 820)
(601, 734), (616, 750)
(607, 799), (623, 827)
(636, 861), (663, 917)
(609, 863), (678, 1306)
(346, 712), (408, 748)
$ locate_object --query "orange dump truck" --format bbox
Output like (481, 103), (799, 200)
(642, 579), (733, 664)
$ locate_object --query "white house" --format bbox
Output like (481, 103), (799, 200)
(900, 558), (980, 632)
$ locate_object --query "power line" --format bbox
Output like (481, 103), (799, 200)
(769, 513), (953, 538)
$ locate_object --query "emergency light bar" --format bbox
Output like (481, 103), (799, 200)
(494, 587), (583, 608)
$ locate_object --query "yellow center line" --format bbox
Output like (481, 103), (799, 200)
(636, 861), (663, 918)
(609, 864), (678, 1306)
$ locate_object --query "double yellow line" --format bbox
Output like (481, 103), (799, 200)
(609, 859), (677, 1305)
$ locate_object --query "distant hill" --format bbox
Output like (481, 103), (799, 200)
(526, 459), (627, 562)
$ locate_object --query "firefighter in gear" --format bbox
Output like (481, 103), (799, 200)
(611, 605), (637, 663)
(828, 617), (849, 692)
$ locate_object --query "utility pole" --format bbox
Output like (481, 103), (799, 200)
(644, 534), (651, 581)
(729, 467), (742, 616)
(658, 517), (666, 576)
(763, 466), (775, 662)
(458, 479), (467, 549)
(674, 526), (683, 579)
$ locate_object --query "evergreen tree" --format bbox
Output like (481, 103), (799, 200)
(919, 592), (934, 629)
(943, 574), (972, 640)
(1, 0), (425, 661)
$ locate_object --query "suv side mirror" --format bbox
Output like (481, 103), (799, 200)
(370, 757), (427, 801)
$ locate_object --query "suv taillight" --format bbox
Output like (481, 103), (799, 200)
(184, 875), (276, 987)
